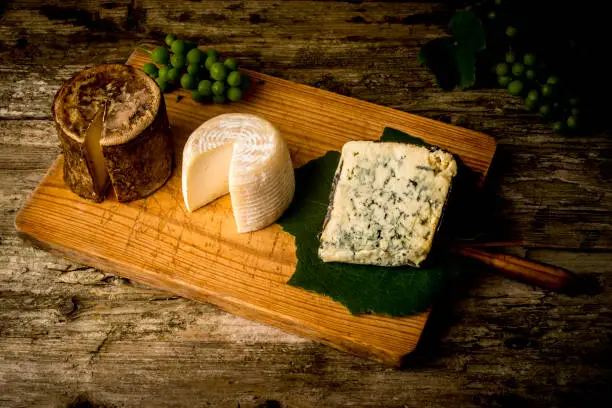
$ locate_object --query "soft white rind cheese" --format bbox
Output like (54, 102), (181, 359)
(318, 141), (457, 267)
(182, 113), (295, 233)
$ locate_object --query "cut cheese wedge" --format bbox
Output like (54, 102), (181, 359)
(84, 106), (109, 195)
(182, 113), (295, 233)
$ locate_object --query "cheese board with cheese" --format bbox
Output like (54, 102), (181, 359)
(15, 47), (498, 367)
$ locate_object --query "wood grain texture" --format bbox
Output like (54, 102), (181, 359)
(453, 247), (574, 291)
(2, 1), (611, 406)
(14, 48), (495, 367)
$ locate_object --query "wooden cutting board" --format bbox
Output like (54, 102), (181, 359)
(15, 49), (496, 367)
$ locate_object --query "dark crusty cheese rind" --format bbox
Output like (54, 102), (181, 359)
(318, 141), (457, 267)
(52, 64), (172, 203)
(104, 96), (173, 202)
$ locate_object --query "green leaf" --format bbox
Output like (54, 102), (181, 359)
(418, 11), (485, 91)
(449, 11), (486, 52)
(454, 44), (477, 90)
(418, 37), (458, 91)
(378, 127), (430, 146)
(278, 129), (471, 316)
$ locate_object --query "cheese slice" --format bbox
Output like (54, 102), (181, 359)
(84, 106), (109, 192)
(182, 113), (295, 233)
(53, 64), (173, 202)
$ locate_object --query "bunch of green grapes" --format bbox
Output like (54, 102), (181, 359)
(485, 2), (581, 133)
(495, 48), (580, 133)
(142, 34), (251, 104)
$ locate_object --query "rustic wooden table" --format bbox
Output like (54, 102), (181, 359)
(1, 1), (610, 407)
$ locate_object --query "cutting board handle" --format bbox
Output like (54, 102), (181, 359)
(454, 246), (574, 292)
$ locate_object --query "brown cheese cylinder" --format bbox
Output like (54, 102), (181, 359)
(52, 64), (173, 203)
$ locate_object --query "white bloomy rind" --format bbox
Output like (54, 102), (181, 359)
(182, 113), (295, 233)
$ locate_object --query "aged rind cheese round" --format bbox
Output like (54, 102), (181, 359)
(182, 113), (295, 233)
(52, 64), (173, 202)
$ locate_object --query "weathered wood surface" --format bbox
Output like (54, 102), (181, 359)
(0, 1), (611, 407)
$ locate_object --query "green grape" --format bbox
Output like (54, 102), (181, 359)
(552, 121), (564, 133)
(187, 63), (200, 75)
(143, 62), (158, 77)
(547, 76), (560, 85)
(180, 73), (197, 90)
(488, 11), (496, 20)
(224, 58), (238, 71)
(168, 67), (181, 82)
(158, 65), (170, 81)
(569, 98), (578, 106)
(171, 39), (186, 55)
(567, 116), (577, 129)
(495, 63), (509, 76)
(498, 75), (511, 86)
(227, 87), (243, 102)
(191, 90), (206, 103)
(495, 0), (502, 5)
(525, 69), (536, 80)
(571, 107), (580, 117)
(155, 77), (170, 93)
(204, 55), (218, 71)
(187, 48), (204, 65)
(523, 54), (536, 66)
(170, 54), (186, 68)
(505, 50), (516, 64)
(212, 80), (226, 95)
(541, 84), (553, 97)
(198, 80), (213, 96)
(165, 34), (176, 47)
(512, 63), (524, 76)
(506, 26), (517, 37)
(527, 89), (538, 101)
(508, 80), (523, 96)
(539, 104), (551, 118)
(227, 71), (242, 87)
(526, 98), (537, 111)
(206, 49), (219, 59)
(151, 47), (170, 65)
(210, 62), (228, 81)
(213, 94), (227, 104)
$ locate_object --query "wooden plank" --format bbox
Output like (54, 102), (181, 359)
(14, 49), (496, 366)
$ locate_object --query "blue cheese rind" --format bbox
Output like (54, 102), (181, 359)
(318, 141), (457, 267)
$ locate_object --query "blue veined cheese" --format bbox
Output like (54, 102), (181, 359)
(318, 141), (457, 267)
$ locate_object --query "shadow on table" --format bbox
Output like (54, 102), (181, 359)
(398, 260), (483, 369)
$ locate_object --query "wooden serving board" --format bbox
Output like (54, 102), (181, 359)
(15, 49), (496, 367)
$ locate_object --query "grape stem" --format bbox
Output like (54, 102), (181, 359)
(136, 46), (155, 54)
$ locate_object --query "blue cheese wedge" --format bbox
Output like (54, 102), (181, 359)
(318, 141), (457, 267)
